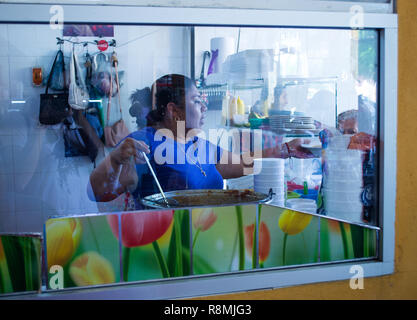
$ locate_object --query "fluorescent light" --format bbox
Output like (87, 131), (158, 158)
(11, 100), (26, 104)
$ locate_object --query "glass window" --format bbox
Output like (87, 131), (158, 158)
(0, 23), (378, 229)
(0, 22), (381, 295)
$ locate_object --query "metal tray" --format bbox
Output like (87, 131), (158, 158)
(141, 189), (272, 209)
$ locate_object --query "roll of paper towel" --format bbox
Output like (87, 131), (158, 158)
(208, 37), (236, 75)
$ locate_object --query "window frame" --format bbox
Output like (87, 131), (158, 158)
(0, 3), (397, 299)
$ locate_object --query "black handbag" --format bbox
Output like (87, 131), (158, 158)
(39, 50), (71, 125)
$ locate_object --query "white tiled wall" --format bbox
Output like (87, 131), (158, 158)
(0, 23), (189, 233)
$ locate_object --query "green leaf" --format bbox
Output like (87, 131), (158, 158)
(166, 218), (178, 277)
(22, 237), (33, 291)
(180, 210), (191, 276)
(0, 238), (13, 293)
(2, 236), (25, 292)
(320, 218), (331, 262)
(173, 212), (183, 277)
(192, 253), (217, 275)
(235, 205), (245, 270)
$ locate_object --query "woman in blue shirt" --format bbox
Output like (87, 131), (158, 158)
(89, 74), (312, 209)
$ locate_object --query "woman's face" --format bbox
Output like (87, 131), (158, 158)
(184, 85), (207, 130)
(339, 118), (358, 134)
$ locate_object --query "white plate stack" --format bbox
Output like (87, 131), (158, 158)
(323, 135), (364, 223)
(253, 158), (286, 206)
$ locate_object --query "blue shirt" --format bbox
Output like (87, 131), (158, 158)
(125, 127), (224, 207)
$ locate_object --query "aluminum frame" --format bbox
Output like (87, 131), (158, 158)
(0, 4), (397, 299)
(0, 1), (396, 14)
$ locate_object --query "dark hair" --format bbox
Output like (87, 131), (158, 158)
(146, 74), (195, 125)
(129, 87), (152, 118)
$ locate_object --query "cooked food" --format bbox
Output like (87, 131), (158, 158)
(142, 189), (270, 208)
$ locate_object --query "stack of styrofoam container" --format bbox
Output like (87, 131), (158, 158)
(253, 158), (286, 206)
(323, 135), (364, 223)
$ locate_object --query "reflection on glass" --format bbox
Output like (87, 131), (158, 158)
(0, 24), (378, 236)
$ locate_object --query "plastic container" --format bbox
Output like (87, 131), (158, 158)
(294, 189), (318, 200)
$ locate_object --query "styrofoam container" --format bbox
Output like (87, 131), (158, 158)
(324, 199), (363, 213)
(323, 188), (362, 202)
(255, 187), (285, 197)
(326, 168), (363, 179)
(325, 162), (363, 172)
(286, 198), (316, 206)
(253, 158), (285, 168)
(253, 166), (285, 176)
(254, 176), (285, 184)
(326, 211), (363, 224)
(324, 179), (363, 190)
(254, 186), (286, 195)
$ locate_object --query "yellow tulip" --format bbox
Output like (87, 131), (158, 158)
(46, 218), (82, 268)
(278, 209), (313, 235)
(69, 251), (115, 286)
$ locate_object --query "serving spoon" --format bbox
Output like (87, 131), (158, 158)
(141, 151), (178, 208)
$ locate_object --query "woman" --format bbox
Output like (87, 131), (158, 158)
(89, 74), (312, 209)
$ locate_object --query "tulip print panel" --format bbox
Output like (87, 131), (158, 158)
(45, 215), (120, 289)
(192, 205), (257, 275)
(0, 234), (42, 294)
(261, 204), (378, 268)
(319, 219), (378, 262)
(261, 205), (319, 268)
(118, 209), (190, 282)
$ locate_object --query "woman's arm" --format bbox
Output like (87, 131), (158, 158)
(88, 137), (149, 202)
(216, 139), (312, 180)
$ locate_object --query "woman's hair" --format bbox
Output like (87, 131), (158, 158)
(145, 74), (195, 125)
(129, 87), (152, 117)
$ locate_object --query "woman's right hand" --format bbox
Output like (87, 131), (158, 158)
(110, 137), (150, 166)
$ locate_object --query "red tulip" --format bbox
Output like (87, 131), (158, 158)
(107, 210), (174, 247)
(244, 221), (271, 263)
(192, 208), (217, 232)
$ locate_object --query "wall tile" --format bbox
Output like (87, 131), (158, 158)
(38, 128), (64, 173)
(0, 212), (16, 233)
(12, 132), (41, 174)
(0, 24), (9, 57)
(14, 172), (42, 213)
(0, 59), (10, 95)
(15, 211), (44, 233)
(8, 24), (43, 57)
(0, 174), (15, 213)
(0, 136), (14, 174)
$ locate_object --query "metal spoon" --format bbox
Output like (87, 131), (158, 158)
(141, 151), (175, 207)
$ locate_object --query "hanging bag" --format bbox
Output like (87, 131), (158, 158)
(104, 52), (130, 147)
(68, 46), (89, 110)
(90, 52), (118, 98)
(39, 49), (71, 125)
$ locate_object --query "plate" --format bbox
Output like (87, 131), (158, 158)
(301, 144), (322, 157)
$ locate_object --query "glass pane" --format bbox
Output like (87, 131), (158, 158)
(194, 26), (378, 226)
(0, 24), (378, 241)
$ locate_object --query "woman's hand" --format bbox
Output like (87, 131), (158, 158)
(110, 137), (150, 166)
(286, 139), (315, 159)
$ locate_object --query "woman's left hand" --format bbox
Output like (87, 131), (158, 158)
(286, 139), (315, 159)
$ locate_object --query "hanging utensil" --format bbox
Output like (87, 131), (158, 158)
(196, 51), (210, 88)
